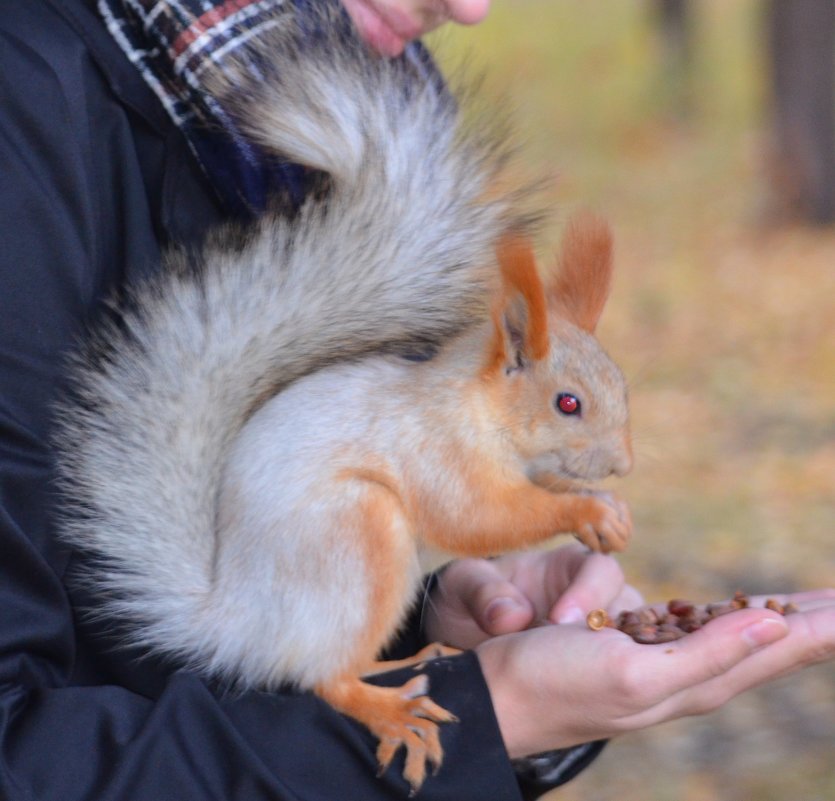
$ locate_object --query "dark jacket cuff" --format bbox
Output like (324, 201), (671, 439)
(512, 741), (608, 800)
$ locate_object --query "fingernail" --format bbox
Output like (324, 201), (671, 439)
(742, 617), (788, 648)
(485, 597), (522, 624)
(555, 604), (585, 625)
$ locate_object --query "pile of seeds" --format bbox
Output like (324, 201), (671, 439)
(586, 592), (799, 644)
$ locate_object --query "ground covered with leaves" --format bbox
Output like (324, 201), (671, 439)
(435, 2), (835, 799)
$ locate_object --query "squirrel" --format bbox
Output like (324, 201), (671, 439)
(56, 2), (633, 795)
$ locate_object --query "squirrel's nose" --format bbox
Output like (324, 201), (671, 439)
(611, 436), (633, 477)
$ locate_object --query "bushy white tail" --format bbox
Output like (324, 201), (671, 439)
(56, 2), (532, 672)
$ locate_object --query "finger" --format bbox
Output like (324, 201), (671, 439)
(631, 609), (789, 704)
(746, 588), (835, 608)
(610, 584), (645, 616)
(340, 0), (411, 57)
(440, 559), (535, 636)
(445, 0), (492, 26)
(547, 550), (629, 625)
(638, 605), (835, 724)
(735, 604), (835, 683)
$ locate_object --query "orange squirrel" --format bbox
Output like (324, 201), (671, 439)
(56, 4), (632, 794)
(213, 214), (632, 791)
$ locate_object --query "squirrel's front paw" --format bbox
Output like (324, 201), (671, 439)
(572, 492), (632, 553)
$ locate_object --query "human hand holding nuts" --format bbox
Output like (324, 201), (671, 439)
(477, 566), (835, 760)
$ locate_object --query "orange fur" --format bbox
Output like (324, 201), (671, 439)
(483, 237), (550, 377)
(362, 643), (463, 676)
(414, 469), (629, 557)
(335, 473), (415, 669)
(310, 475), (460, 792)
(314, 472), (459, 791)
(482, 304), (510, 378)
(426, 220), (630, 557)
(547, 213), (613, 333)
(315, 674), (456, 793)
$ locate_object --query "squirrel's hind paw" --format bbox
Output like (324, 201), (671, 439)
(317, 674), (457, 793)
(362, 642), (463, 677)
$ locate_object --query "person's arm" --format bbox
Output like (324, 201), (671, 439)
(0, 5), (531, 800)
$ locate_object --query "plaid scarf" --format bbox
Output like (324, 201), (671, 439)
(98, 0), (318, 217)
(98, 1), (440, 219)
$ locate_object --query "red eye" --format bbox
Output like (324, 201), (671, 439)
(556, 393), (580, 415)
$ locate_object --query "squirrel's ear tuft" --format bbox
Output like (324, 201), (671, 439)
(484, 236), (549, 375)
(547, 213), (614, 334)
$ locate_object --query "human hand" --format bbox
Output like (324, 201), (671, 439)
(476, 589), (835, 758)
(423, 543), (643, 650)
(340, 0), (491, 56)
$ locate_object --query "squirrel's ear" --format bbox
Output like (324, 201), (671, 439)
(485, 237), (549, 374)
(547, 213), (614, 334)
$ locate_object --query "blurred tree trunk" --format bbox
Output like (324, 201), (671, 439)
(655, 0), (693, 118)
(767, 0), (835, 224)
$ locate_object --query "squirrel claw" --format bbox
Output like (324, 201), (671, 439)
(320, 674), (456, 794)
(373, 678), (456, 792)
(362, 642), (463, 677)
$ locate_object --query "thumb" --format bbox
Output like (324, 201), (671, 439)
(443, 560), (535, 636)
(480, 586), (536, 635)
(547, 550), (631, 625)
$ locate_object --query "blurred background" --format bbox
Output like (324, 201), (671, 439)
(433, 1), (835, 799)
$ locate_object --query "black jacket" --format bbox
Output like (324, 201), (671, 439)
(0, 1), (602, 798)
